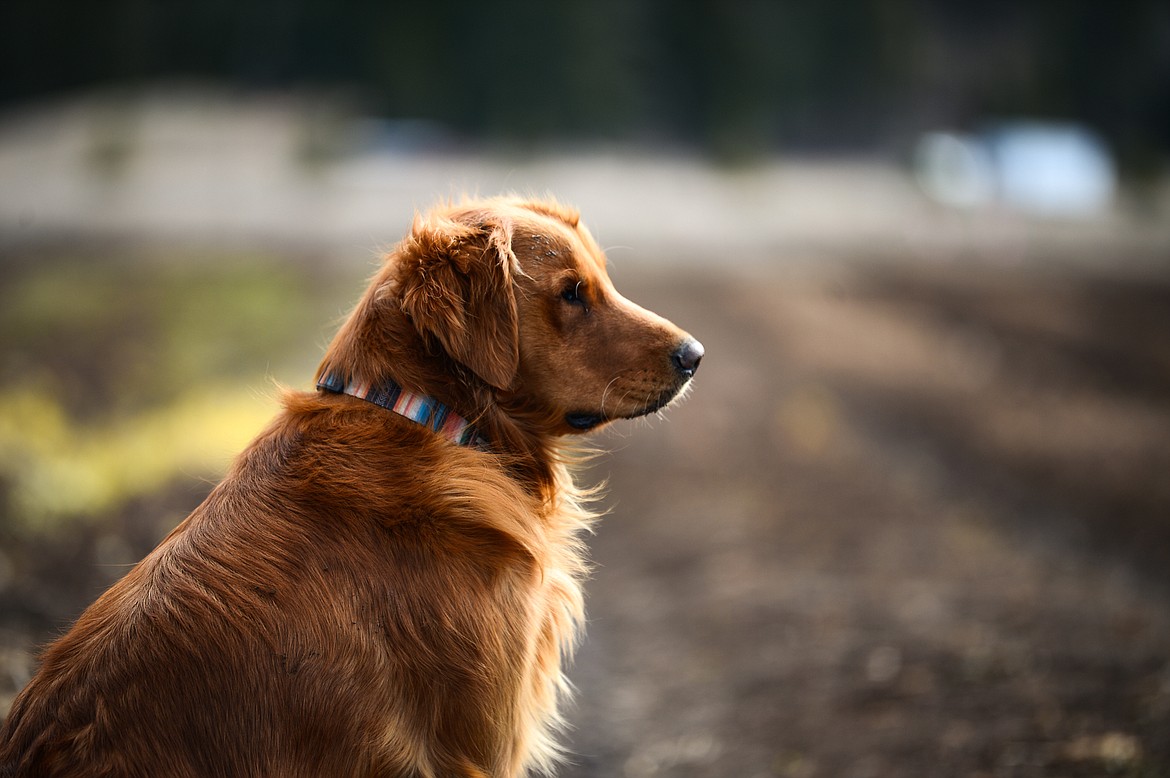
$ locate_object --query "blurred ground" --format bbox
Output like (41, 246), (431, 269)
(564, 257), (1170, 778)
(2, 243), (1170, 777)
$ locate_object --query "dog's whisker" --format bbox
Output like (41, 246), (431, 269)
(599, 375), (623, 416)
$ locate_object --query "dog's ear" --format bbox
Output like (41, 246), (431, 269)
(397, 214), (520, 390)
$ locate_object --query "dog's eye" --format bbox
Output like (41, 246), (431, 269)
(561, 280), (586, 307)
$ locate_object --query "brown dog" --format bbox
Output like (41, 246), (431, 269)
(0, 197), (702, 777)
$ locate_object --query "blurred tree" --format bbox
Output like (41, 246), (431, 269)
(0, 0), (1166, 172)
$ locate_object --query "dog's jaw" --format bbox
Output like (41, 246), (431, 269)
(563, 376), (695, 432)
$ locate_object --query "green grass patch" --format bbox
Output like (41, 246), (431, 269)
(0, 249), (364, 530)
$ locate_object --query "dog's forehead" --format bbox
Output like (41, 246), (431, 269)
(514, 213), (607, 275)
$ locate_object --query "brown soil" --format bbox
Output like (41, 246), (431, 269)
(562, 258), (1170, 778)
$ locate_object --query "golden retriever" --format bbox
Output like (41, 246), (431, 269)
(0, 196), (702, 777)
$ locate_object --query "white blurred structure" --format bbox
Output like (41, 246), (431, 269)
(914, 132), (996, 209)
(915, 123), (1118, 217)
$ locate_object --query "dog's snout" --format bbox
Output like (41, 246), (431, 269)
(672, 338), (704, 378)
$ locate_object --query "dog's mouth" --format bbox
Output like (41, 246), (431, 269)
(565, 412), (608, 431)
(564, 380), (692, 431)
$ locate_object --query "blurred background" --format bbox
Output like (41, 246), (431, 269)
(2, 2), (1170, 776)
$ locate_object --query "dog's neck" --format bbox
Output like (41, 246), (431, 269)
(315, 282), (564, 497)
(317, 372), (489, 450)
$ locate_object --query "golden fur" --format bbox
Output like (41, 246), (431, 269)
(0, 196), (701, 777)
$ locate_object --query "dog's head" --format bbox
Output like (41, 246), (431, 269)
(326, 197), (702, 437)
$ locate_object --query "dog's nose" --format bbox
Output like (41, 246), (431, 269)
(672, 338), (704, 378)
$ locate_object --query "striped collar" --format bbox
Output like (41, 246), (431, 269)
(316, 373), (488, 449)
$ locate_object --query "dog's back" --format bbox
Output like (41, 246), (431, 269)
(2, 396), (587, 777)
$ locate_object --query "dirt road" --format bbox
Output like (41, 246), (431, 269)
(562, 258), (1170, 777)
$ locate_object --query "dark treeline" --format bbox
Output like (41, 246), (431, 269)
(2, 1), (1167, 170)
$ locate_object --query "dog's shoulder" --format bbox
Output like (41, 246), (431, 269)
(246, 390), (582, 575)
